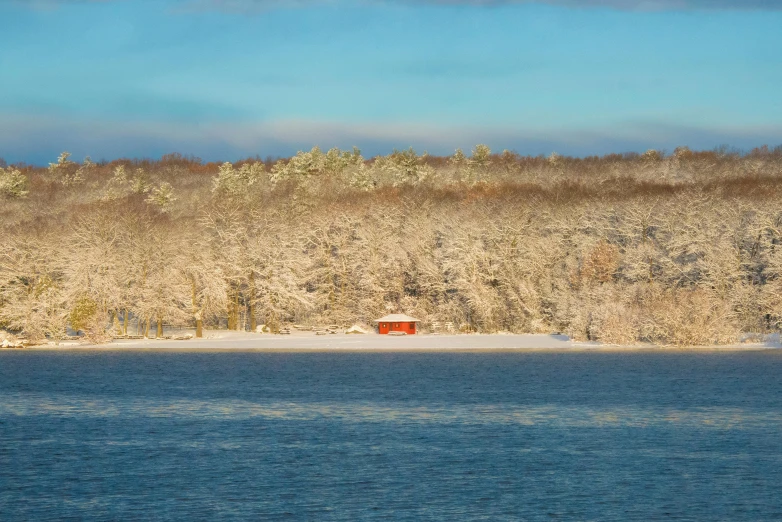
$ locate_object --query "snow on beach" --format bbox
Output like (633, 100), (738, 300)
(94, 331), (587, 350)
(30, 330), (782, 351)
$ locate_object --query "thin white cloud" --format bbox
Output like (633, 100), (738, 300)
(4, 0), (113, 6)
(192, 0), (782, 12)
(413, 0), (782, 10)
(8, 0), (782, 10)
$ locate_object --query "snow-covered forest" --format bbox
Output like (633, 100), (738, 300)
(2, 144), (782, 345)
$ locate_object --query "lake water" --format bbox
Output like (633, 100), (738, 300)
(1, 350), (781, 520)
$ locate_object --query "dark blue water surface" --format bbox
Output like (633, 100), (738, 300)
(1, 350), (782, 521)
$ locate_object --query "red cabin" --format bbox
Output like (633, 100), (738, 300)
(374, 314), (420, 335)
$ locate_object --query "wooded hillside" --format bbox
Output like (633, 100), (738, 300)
(2, 145), (782, 345)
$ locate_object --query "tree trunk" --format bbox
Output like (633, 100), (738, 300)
(115, 310), (123, 335)
(249, 271), (257, 332)
(227, 284), (238, 330)
(145, 318), (150, 338)
(268, 294), (279, 333)
(191, 277), (202, 338)
(110, 310), (121, 335)
(123, 309), (129, 336)
(234, 285), (242, 331)
(156, 318), (163, 338)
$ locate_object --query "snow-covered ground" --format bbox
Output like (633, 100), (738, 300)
(94, 331), (586, 350)
(33, 329), (780, 350)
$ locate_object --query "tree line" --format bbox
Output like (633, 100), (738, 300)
(2, 144), (782, 345)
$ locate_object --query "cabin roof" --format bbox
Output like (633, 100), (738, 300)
(374, 314), (421, 323)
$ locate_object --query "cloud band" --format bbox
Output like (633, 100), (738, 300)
(12, 0), (782, 11)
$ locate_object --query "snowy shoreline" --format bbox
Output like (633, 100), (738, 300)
(9, 330), (782, 351)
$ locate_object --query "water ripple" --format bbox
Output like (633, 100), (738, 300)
(2, 393), (780, 430)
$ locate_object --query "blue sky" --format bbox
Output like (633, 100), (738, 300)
(1, 0), (781, 164)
